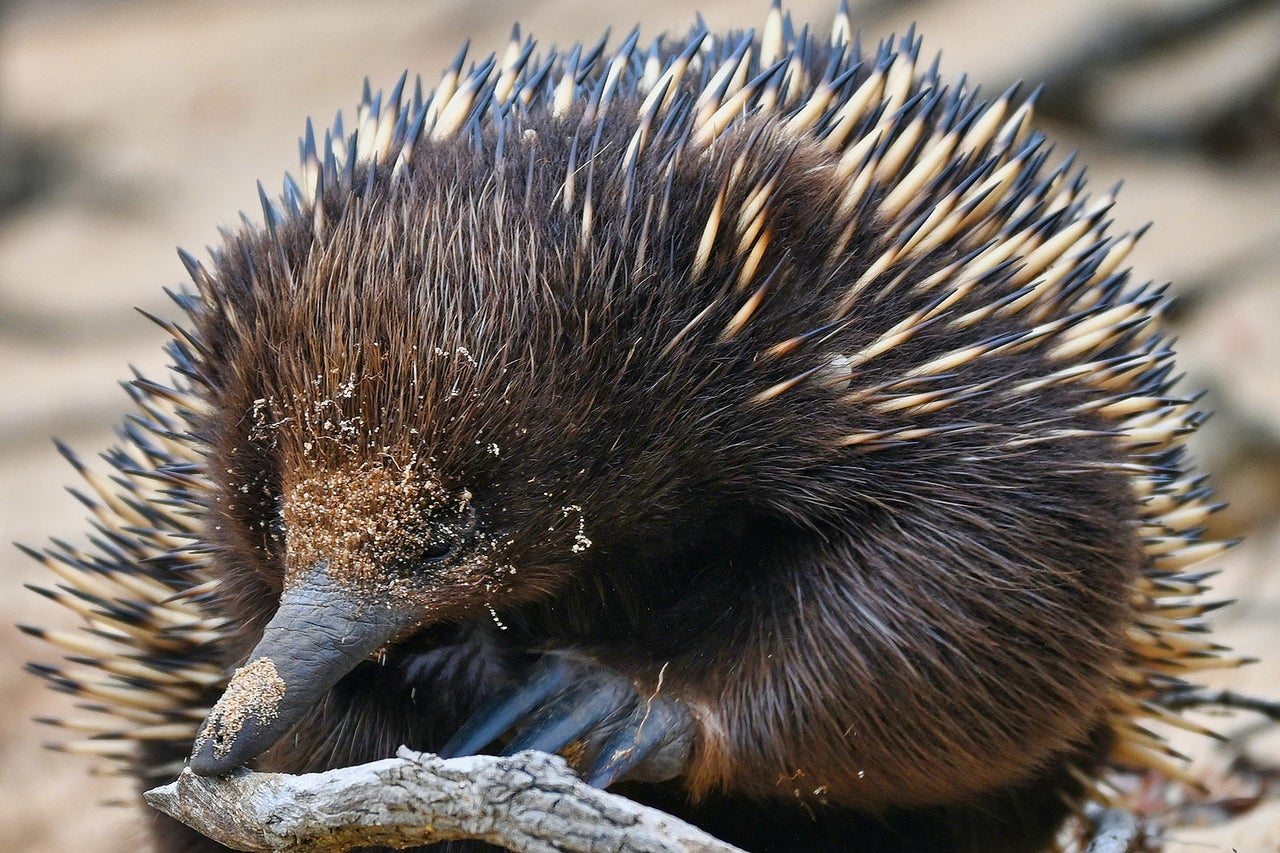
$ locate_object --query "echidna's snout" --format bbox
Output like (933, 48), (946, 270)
(187, 465), (488, 775)
(188, 564), (416, 776)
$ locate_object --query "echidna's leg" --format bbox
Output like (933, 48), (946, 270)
(434, 648), (1101, 853)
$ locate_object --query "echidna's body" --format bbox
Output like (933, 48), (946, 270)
(27, 5), (1242, 852)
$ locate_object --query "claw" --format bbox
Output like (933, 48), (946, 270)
(442, 654), (695, 789)
(585, 695), (694, 787)
(501, 671), (630, 755)
(439, 656), (574, 757)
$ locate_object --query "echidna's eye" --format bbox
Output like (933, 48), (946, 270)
(418, 505), (478, 566)
(419, 540), (457, 564)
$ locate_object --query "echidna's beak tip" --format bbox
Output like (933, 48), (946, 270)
(188, 713), (270, 777)
(187, 563), (414, 777)
(187, 734), (225, 776)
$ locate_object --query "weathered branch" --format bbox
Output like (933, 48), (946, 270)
(143, 747), (747, 853)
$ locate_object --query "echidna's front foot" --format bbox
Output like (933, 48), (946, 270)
(441, 655), (694, 788)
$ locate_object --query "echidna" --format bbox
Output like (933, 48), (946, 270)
(24, 4), (1247, 852)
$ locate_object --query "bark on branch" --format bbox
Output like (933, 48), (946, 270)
(143, 747), (747, 853)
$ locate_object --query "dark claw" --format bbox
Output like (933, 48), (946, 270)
(584, 694), (694, 788)
(443, 653), (696, 788)
(439, 656), (575, 758)
(500, 670), (630, 755)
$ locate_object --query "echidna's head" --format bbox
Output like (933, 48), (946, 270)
(185, 157), (605, 771)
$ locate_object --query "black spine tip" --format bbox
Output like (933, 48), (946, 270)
(16, 622), (48, 638)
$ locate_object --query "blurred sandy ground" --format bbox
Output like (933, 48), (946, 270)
(1, 0), (1277, 850)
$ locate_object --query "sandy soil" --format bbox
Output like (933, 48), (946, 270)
(1, 1), (1277, 851)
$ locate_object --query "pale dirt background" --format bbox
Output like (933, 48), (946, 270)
(1, 1), (1278, 851)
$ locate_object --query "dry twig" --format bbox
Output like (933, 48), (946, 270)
(144, 747), (746, 853)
